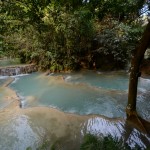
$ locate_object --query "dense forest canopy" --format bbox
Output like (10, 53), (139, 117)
(0, 0), (149, 71)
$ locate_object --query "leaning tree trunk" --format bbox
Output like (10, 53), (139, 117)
(126, 21), (150, 118)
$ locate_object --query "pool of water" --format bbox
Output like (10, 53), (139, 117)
(0, 70), (150, 150)
(9, 70), (150, 120)
(54, 70), (129, 90)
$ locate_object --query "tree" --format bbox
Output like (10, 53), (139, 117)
(126, 21), (150, 132)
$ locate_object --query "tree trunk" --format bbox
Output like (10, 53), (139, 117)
(126, 21), (150, 118)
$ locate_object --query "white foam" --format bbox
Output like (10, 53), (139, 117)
(49, 73), (54, 76)
(138, 87), (147, 93)
(0, 74), (29, 79)
(10, 74), (29, 77)
(10, 74), (29, 84)
(11, 77), (19, 84)
(97, 71), (103, 74)
(64, 75), (72, 81)
(140, 77), (150, 82)
(0, 76), (8, 79)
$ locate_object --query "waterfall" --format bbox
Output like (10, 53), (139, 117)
(0, 65), (38, 76)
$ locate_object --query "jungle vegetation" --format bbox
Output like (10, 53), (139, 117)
(1, 0), (148, 71)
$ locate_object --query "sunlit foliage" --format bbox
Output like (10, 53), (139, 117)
(0, 0), (145, 71)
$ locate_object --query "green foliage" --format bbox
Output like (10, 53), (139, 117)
(2, 3), (94, 70)
(25, 134), (149, 150)
(26, 139), (61, 150)
(1, 0), (146, 71)
(80, 134), (102, 150)
(36, 140), (51, 150)
(93, 20), (143, 69)
(36, 5), (95, 71)
(84, 0), (144, 21)
(0, 58), (20, 67)
(80, 134), (131, 150)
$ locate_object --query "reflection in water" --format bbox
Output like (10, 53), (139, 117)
(0, 71), (150, 149)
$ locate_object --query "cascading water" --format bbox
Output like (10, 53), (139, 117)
(0, 70), (150, 150)
(0, 65), (37, 76)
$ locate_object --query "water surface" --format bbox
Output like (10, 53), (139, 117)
(9, 70), (150, 120)
(0, 71), (150, 150)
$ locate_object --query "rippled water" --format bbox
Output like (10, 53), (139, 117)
(0, 70), (150, 150)
(9, 71), (127, 117)
(9, 70), (150, 120)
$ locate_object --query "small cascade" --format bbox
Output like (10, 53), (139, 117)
(0, 65), (38, 76)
